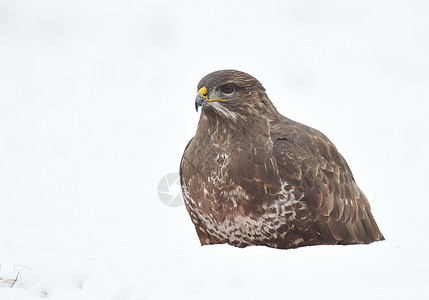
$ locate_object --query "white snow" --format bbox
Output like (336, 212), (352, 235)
(1, 0), (428, 299)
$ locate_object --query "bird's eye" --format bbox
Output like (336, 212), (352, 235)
(221, 85), (234, 94)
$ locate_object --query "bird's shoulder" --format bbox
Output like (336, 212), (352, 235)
(270, 116), (354, 180)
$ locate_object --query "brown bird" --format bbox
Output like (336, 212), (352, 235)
(180, 70), (384, 249)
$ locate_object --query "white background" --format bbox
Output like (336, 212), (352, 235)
(1, 0), (428, 299)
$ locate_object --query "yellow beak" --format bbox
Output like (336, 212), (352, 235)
(198, 87), (208, 99)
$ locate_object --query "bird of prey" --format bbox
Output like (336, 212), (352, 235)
(180, 70), (384, 249)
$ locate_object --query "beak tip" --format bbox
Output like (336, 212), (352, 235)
(195, 93), (205, 112)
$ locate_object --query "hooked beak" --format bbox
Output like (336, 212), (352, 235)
(195, 87), (208, 112)
(194, 86), (227, 112)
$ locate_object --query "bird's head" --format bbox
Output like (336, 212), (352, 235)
(195, 70), (278, 122)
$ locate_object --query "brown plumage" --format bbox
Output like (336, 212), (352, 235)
(180, 70), (384, 249)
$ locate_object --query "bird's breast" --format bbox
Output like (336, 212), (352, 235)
(181, 132), (310, 248)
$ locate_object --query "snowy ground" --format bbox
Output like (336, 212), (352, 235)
(1, 0), (428, 299)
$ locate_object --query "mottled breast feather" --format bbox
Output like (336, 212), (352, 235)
(180, 70), (384, 249)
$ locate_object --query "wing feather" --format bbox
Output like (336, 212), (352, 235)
(272, 120), (384, 244)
